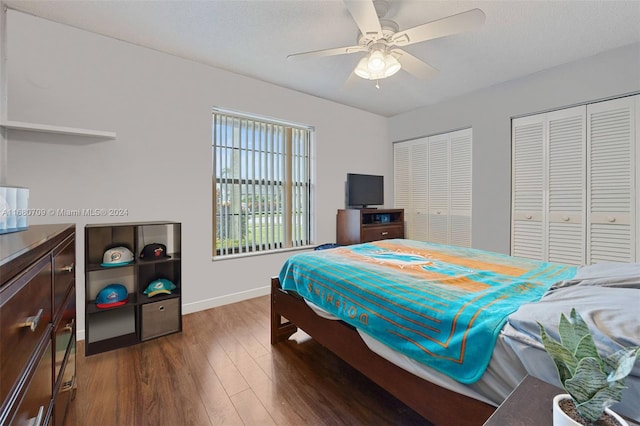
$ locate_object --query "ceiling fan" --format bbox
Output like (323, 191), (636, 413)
(287, 0), (485, 85)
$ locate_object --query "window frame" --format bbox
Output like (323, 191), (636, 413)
(212, 108), (315, 259)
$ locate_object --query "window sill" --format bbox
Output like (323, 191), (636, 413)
(212, 244), (315, 261)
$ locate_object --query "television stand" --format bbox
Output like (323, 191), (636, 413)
(336, 208), (404, 245)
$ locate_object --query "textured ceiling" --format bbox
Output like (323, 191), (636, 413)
(5, 0), (640, 117)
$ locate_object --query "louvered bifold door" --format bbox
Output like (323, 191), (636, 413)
(546, 106), (586, 265)
(410, 140), (430, 241)
(395, 139), (430, 241)
(587, 96), (637, 263)
(428, 134), (450, 244)
(394, 142), (412, 236)
(449, 128), (472, 247)
(512, 115), (545, 260)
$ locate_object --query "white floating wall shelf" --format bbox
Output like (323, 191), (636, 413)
(0, 120), (116, 139)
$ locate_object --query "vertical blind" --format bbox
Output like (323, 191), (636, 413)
(212, 110), (312, 256)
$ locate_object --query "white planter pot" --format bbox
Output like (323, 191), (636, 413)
(553, 394), (628, 426)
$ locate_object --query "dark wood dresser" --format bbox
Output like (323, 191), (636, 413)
(336, 208), (405, 245)
(1, 224), (76, 426)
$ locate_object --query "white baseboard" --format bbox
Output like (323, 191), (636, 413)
(181, 285), (271, 314)
(76, 285), (271, 342)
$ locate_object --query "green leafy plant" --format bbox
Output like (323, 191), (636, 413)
(538, 308), (639, 423)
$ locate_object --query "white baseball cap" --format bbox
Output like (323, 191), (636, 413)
(101, 246), (134, 267)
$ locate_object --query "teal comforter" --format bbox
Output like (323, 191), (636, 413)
(279, 239), (577, 383)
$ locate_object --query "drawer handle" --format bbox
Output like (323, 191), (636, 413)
(60, 263), (74, 273)
(31, 405), (45, 426)
(525, 214), (532, 220)
(381, 232), (389, 236)
(21, 308), (44, 332)
(61, 379), (74, 392)
(159, 305), (165, 311)
(562, 216), (570, 222)
(608, 216), (616, 223)
(64, 318), (76, 333)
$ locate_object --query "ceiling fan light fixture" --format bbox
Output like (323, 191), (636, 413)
(355, 50), (402, 80)
(367, 50), (386, 72)
(383, 54), (401, 77)
(354, 56), (371, 79)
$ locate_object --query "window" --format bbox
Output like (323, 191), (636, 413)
(212, 109), (313, 257)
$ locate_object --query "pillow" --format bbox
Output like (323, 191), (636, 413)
(550, 262), (640, 290)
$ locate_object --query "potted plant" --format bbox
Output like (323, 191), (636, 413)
(539, 308), (639, 426)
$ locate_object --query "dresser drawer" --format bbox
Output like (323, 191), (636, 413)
(53, 338), (75, 426)
(0, 256), (52, 403)
(141, 298), (180, 341)
(7, 340), (53, 426)
(53, 236), (75, 317)
(361, 225), (404, 243)
(54, 289), (76, 383)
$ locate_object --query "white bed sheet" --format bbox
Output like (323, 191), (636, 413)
(303, 299), (528, 408)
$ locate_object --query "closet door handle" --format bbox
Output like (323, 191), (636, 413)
(607, 216), (616, 223)
(562, 216), (570, 222)
(525, 214), (532, 220)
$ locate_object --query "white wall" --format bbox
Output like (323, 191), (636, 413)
(5, 10), (391, 339)
(390, 43), (640, 254)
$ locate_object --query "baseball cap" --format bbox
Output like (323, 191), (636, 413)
(96, 284), (129, 308)
(143, 278), (176, 297)
(139, 243), (171, 261)
(101, 246), (134, 267)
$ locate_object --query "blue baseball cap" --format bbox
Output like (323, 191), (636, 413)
(96, 284), (129, 308)
(143, 278), (176, 297)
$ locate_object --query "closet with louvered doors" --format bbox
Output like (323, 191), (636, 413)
(394, 128), (472, 247)
(394, 139), (429, 242)
(511, 94), (638, 264)
(587, 96), (638, 263)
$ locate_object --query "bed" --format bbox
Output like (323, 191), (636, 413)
(270, 239), (640, 425)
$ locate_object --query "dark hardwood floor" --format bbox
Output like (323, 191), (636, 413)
(67, 295), (431, 425)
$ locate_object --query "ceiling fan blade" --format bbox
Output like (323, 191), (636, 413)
(343, 70), (361, 89)
(393, 49), (438, 79)
(288, 45), (367, 60)
(344, 0), (382, 39)
(390, 8), (485, 47)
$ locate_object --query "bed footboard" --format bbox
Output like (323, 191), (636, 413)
(270, 276), (495, 426)
(270, 277), (298, 344)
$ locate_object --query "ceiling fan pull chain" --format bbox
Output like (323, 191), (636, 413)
(376, 80), (380, 89)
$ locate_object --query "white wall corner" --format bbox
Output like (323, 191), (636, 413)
(0, 2), (8, 185)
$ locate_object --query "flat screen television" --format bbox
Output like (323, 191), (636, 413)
(346, 173), (384, 208)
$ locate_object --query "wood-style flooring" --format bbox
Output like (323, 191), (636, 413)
(66, 295), (430, 425)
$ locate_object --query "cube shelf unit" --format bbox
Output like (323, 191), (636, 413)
(84, 221), (181, 355)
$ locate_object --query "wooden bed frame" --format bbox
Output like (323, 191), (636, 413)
(270, 277), (496, 426)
